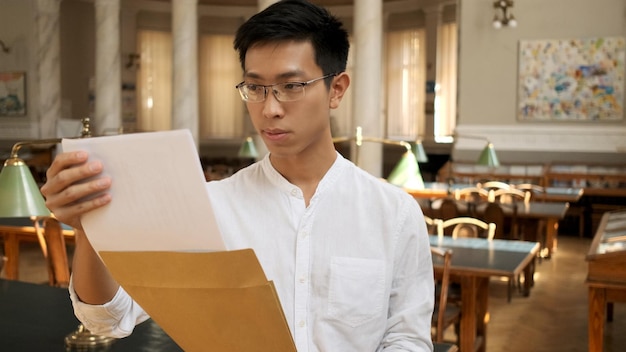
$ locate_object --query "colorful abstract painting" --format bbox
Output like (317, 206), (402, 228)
(518, 37), (625, 121)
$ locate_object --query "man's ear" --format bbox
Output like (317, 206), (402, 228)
(329, 72), (350, 109)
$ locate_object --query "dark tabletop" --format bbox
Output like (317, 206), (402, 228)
(0, 279), (182, 352)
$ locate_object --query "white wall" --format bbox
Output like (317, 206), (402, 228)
(457, 0), (626, 163)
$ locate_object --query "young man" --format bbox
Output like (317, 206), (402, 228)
(41, 1), (434, 350)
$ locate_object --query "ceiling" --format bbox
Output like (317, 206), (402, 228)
(154, 0), (398, 7)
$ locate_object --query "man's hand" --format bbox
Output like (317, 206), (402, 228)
(40, 151), (111, 231)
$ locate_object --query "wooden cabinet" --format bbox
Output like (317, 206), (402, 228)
(586, 209), (626, 352)
(442, 160), (546, 185)
(545, 163), (626, 235)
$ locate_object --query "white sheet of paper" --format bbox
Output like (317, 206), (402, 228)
(62, 129), (225, 252)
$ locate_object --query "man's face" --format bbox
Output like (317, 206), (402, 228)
(242, 41), (337, 159)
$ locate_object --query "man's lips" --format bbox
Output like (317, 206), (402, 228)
(263, 129), (289, 141)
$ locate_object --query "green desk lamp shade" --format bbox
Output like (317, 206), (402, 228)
(238, 137), (258, 159)
(0, 158), (51, 218)
(413, 140), (428, 163)
(477, 142), (500, 167)
(387, 150), (424, 189)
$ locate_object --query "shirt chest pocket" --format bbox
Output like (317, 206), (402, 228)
(327, 257), (386, 327)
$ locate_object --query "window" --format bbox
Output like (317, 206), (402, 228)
(435, 22), (457, 142)
(198, 34), (244, 139)
(136, 30), (172, 132)
(385, 28), (426, 140)
(136, 30), (244, 139)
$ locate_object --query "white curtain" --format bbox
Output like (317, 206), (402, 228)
(385, 29), (426, 140)
(435, 22), (457, 141)
(199, 34), (244, 139)
(136, 30), (172, 132)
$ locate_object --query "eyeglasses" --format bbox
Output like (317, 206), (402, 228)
(235, 73), (337, 103)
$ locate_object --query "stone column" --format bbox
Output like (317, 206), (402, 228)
(423, 5), (442, 139)
(172, 0), (199, 147)
(94, 0), (122, 135)
(257, 0), (278, 11)
(352, 0), (383, 176)
(36, 0), (62, 138)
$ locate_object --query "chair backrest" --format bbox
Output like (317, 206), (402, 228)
(513, 183), (545, 201)
(41, 217), (71, 288)
(437, 217), (496, 240)
(490, 188), (530, 205)
(482, 202), (506, 239)
(478, 181), (511, 190)
(454, 187), (490, 202)
(424, 215), (442, 234)
(438, 198), (460, 221)
(430, 246), (454, 343)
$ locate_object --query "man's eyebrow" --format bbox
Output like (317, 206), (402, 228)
(243, 70), (305, 82)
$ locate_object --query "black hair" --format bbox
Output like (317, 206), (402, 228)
(233, 0), (349, 85)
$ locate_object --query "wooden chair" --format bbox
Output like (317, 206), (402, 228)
(490, 188), (530, 205)
(437, 217), (496, 240)
(478, 180), (511, 190)
(454, 187), (489, 217)
(424, 215), (442, 234)
(431, 246), (461, 344)
(39, 217), (71, 288)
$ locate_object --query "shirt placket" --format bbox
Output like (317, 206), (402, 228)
(290, 187), (312, 351)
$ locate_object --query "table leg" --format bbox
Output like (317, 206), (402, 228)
(588, 286), (605, 352)
(2, 232), (20, 280)
(459, 276), (477, 352)
(460, 276), (488, 352)
(543, 218), (558, 258)
(522, 257), (536, 296)
(476, 277), (489, 352)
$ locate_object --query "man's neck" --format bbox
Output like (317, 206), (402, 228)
(270, 147), (337, 206)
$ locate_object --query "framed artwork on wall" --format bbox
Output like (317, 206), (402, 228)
(518, 37), (625, 121)
(0, 71), (26, 116)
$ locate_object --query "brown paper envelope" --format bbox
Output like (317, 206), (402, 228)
(99, 249), (268, 288)
(122, 282), (296, 352)
(98, 249), (296, 351)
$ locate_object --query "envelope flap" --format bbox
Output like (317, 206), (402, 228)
(99, 248), (267, 288)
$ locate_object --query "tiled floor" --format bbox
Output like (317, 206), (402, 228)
(6, 235), (626, 351)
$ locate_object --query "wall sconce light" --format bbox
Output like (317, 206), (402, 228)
(455, 134), (500, 167)
(238, 136), (258, 159)
(0, 39), (10, 53)
(492, 0), (517, 29)
(333, 127), (424, 190)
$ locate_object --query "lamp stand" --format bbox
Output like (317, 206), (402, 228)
(65, 324), (116, 351)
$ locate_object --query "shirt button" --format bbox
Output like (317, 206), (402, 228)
(301, 231), (308, 239)
(291, 189), (298, 196)
(299, 276), (306, 283)
(298, 320), (305, 327)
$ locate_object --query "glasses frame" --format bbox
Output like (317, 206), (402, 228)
(235, 72), (337, 103)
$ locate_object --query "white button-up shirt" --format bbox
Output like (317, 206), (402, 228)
(70, 152), (434, 351)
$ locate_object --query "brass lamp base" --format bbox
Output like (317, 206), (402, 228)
(65, 324), (116, 351)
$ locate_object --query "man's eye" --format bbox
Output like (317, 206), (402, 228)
(246, 84), (262, 92)
(282, 83), (302, 91)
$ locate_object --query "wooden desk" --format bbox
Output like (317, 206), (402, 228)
(407, 182), (583, 204)
(0, 218), (75, 280)
(586, 209), (626, 352)
(493, 202), (569, 258)
(430, 236), (539, 352)
(425, 200), (569, 258)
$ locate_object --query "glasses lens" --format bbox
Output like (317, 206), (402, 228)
(274, 83), (305, 102)
(239, 84), (265, 102)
